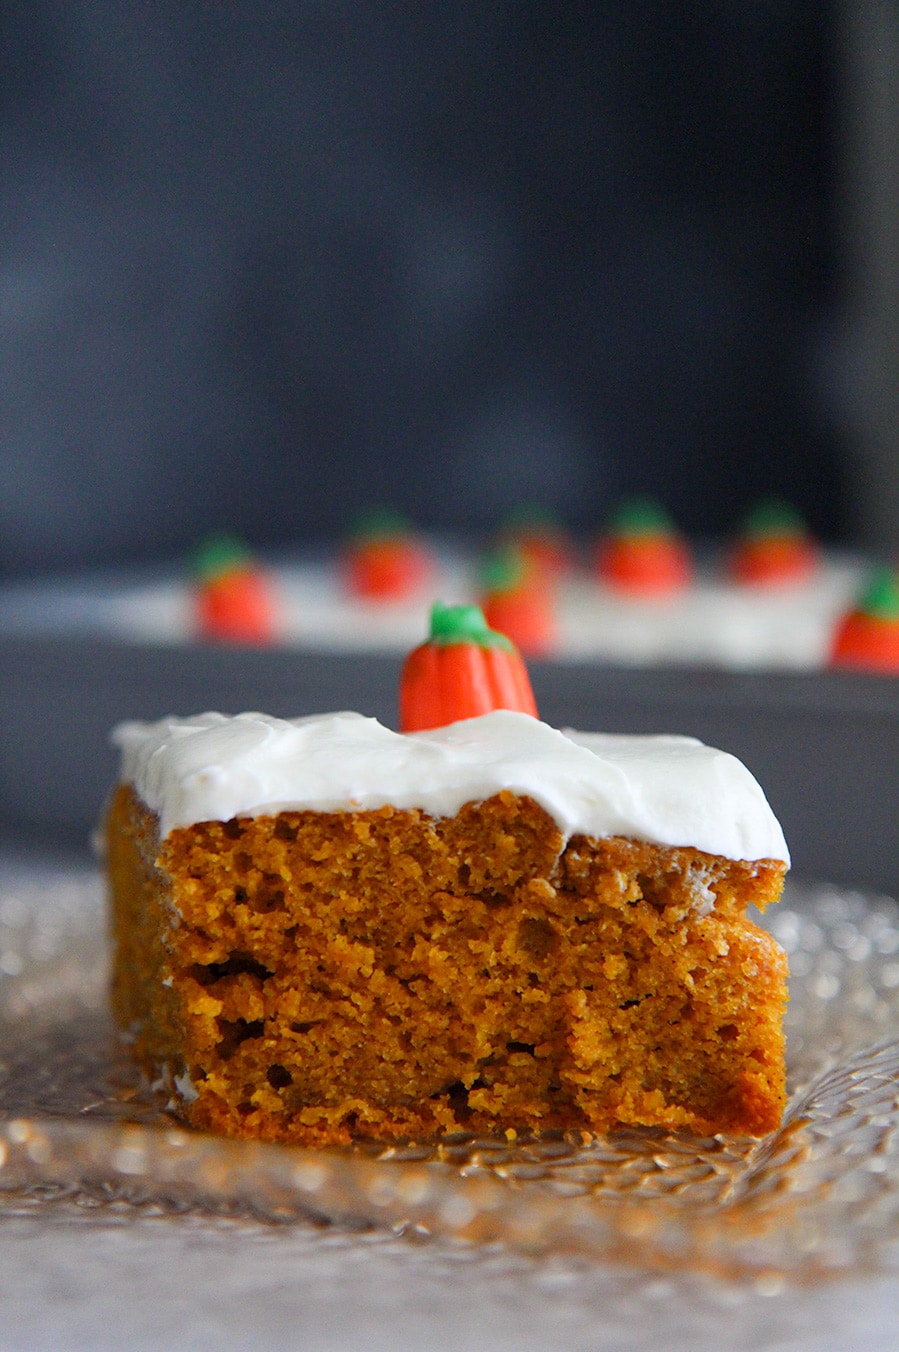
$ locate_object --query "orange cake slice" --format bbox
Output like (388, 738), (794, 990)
(105, 709), (789, 1144)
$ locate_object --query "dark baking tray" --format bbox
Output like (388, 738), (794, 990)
(1, 632), (896, 894)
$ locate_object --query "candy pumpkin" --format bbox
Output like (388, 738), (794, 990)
(499, 506), (570, 580)
(730, 500), (818, 587)
(595, 497), (692, 596)
(193, 534), (277, 645)
(343, 510), (432, 601)
(830, 568), (899, 674)
(479, 545), (556, 657)
(399, 602), (538, 732)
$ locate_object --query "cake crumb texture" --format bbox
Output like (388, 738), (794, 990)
(107, 784), (788, 1144)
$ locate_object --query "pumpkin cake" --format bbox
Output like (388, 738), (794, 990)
(105, 705), (790, 1146)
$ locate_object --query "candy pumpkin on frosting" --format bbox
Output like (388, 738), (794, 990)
(498, 506), (570, 580)
(479, 545), (556, 658)
(399, 601), (538, 732)
(830, 568), (899, 674)
(595, 497), (692, 596)
(343, 509), (432, 602)
(193, 534), (277, 645)
(730, 500), (818, 587)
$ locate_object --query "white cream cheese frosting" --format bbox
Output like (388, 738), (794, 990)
(112, 709), (789, 864)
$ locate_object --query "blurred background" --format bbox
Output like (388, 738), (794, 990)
(2, 0), (898, 579)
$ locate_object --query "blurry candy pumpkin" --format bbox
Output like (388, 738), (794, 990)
(479, 545), (556, 658)
(730, 500), (819, 587)
(498, 506), (570, 581)
(343, 510), (432, 602)
(830, 567), (899, 674)
(193, 534), (277, 645)
(595, 497), (692, 596)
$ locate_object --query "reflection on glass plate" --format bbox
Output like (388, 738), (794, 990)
(0, 864), (898, 1281)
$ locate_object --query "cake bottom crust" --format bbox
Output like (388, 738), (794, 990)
(106, 784), (788, 1144)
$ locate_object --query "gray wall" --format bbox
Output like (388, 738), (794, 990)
(841, 0), (899, 556)
(1, 2), (848, 576)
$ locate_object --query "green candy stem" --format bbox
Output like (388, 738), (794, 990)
(608, 496), (675, 538)
(193, 533), (253, 581)
(480, 546), (527, 595)
(857, 567), (899, 620)
(428, 601), (514, 651)
(350, 508), (411, 542)
(742, 498), (807, 540)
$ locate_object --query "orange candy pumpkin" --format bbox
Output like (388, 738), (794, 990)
(730, 501), (818, 587)
(482, 589), (555, 658)
(479, 545), (556, 658)
(399, 602), (538, 732)
(193, 535), (277, 645)
(343, 511), (432, 602)
(595, 498), (692, 596)
(498, 507), (570, 581)
(830, 569), (899, 674)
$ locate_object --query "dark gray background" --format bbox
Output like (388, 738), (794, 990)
(1, 1), (847, 576)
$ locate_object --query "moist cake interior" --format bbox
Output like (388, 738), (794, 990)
(107, 782), (787, 1144)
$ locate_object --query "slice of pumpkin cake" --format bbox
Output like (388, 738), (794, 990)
(105, 605), (789, 1145)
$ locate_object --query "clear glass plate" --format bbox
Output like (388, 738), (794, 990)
(1, 862), (898, 1282)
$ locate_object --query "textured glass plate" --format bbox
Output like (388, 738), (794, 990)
(1, 864), (898, 1283)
